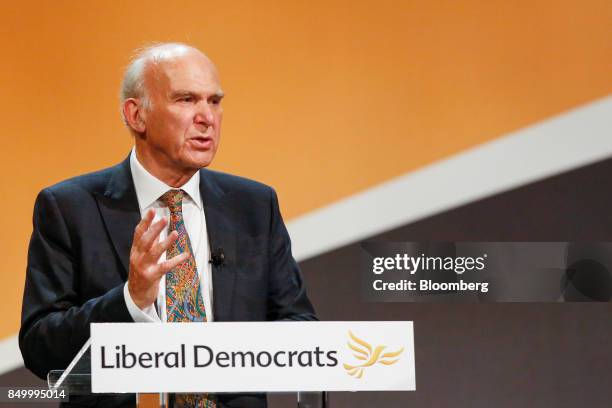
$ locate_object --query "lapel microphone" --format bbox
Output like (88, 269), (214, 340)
(210, 248), (226, 267)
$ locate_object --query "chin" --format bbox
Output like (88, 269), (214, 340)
(183, 154), (215, 169)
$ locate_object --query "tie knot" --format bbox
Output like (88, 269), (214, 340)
(159, 189), (186, 213)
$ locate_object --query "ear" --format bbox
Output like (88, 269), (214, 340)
(123, 98), (147, 134)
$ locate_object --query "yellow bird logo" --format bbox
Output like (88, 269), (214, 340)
(343, 330), (404, 379)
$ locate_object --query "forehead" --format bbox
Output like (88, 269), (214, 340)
(146, 52), (222, 95)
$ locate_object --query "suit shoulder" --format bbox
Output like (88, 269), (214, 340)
(202, 168), (274, 197)
(40, 163), (121, 199)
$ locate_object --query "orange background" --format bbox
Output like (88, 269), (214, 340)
(1, 0), (610, 340)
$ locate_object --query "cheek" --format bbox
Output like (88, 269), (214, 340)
(152, 111), (177, 133)
(165, 107), (192, 127)
(168, 115), (195, 141)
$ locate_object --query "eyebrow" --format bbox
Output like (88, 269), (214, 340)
(170, 90), (225, 99)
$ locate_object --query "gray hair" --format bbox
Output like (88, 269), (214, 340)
(119, 42), (203, 126)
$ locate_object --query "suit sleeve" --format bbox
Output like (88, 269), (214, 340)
(266, 188), (317, 321)
(19, 188), (133, 379)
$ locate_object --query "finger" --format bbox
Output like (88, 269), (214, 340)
(150, 230), (179, 259)
(154, 252), (190, 278)
(140, 216), (168, 251)
(133, 209), (156, 244)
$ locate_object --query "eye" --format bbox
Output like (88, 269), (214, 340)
(178, 95), (193, 103)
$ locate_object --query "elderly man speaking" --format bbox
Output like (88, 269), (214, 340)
(19, 43), (316, 408)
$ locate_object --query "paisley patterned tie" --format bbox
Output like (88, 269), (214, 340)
(159, 189), (216, 408)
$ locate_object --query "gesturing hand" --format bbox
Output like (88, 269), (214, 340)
(128, 208), (189, 309)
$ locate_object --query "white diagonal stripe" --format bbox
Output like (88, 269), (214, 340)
(288, 95), (612, 262)
(0, 335), (24, 375)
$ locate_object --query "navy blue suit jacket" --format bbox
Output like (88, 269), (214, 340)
(19, 156), (316, 407)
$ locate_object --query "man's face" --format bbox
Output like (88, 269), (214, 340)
(141, 51), (224, 173)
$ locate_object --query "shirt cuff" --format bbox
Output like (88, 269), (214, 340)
(123, 282), (161, 323)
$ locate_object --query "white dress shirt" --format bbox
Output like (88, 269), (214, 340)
(123, 148), (214, 322)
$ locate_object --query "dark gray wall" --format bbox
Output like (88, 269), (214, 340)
(290, 157), (612, 407)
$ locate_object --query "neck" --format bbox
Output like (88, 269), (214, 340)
(134, 144), (196, 187)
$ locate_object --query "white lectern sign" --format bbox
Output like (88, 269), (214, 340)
(90, 321), (415, 393)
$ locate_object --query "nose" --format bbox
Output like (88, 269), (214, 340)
(194, 102), (214, 126)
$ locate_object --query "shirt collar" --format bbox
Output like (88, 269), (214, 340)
(129, 147), (202, 212)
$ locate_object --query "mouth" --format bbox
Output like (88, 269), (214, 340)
(188, 136), (214, 150)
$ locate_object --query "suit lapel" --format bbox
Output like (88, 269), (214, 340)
(200, 169), (237, 322)
(95, 156), (141, 280)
